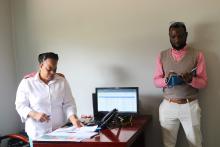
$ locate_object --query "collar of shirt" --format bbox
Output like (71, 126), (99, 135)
(171, 45), (188, 61)
(34, 72), (59, 85)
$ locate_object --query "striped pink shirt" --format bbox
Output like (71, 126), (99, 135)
(153, 45), (208, 89)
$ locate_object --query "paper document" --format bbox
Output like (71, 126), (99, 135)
(79, 125), (98, 132)
(35, 125), (98, 142)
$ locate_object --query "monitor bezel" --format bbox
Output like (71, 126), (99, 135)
(94, 87), (139, 116)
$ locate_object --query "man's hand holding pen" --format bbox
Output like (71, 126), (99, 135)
(181, 72), (193, 83)
(181, 67), (197, 83)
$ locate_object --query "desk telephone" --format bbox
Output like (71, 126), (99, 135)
(95, 108), (118, 132)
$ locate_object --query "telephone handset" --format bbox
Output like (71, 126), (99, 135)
(96, 108), (118, 132)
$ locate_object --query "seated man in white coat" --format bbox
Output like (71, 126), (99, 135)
(15, 52), (82, 146)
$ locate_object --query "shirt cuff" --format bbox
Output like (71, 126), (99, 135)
(66, 108), (76, 119)
(21, 107), (33, 122)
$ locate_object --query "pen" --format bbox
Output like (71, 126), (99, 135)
(191, 67), (197, 73)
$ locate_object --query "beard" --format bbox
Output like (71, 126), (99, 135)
(170, 42), (186, 50)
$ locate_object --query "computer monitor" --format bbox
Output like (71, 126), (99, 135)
(94, 87), (139, 116)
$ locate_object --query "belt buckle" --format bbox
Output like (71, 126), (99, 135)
(175, 98), (188, 104)
(186, 98), (189, 103)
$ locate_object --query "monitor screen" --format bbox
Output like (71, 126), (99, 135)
(95, 87), (139, 115)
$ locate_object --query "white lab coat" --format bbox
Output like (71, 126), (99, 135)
(15, 73), (77, 139)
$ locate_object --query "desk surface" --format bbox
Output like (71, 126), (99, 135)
(34, 115), (152, 147)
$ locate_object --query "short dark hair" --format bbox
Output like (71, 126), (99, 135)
(169, 22), (187, 32)
(38, 52), (59, 64)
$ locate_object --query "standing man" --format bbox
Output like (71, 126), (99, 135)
(15, 52), (82, 146)
(153, 22), (207, 147)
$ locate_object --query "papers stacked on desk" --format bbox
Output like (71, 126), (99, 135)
(35, 125), (98, 142)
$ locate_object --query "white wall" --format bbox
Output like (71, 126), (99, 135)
(0, 0), (20, 136)
(11, 0), (220, 146)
